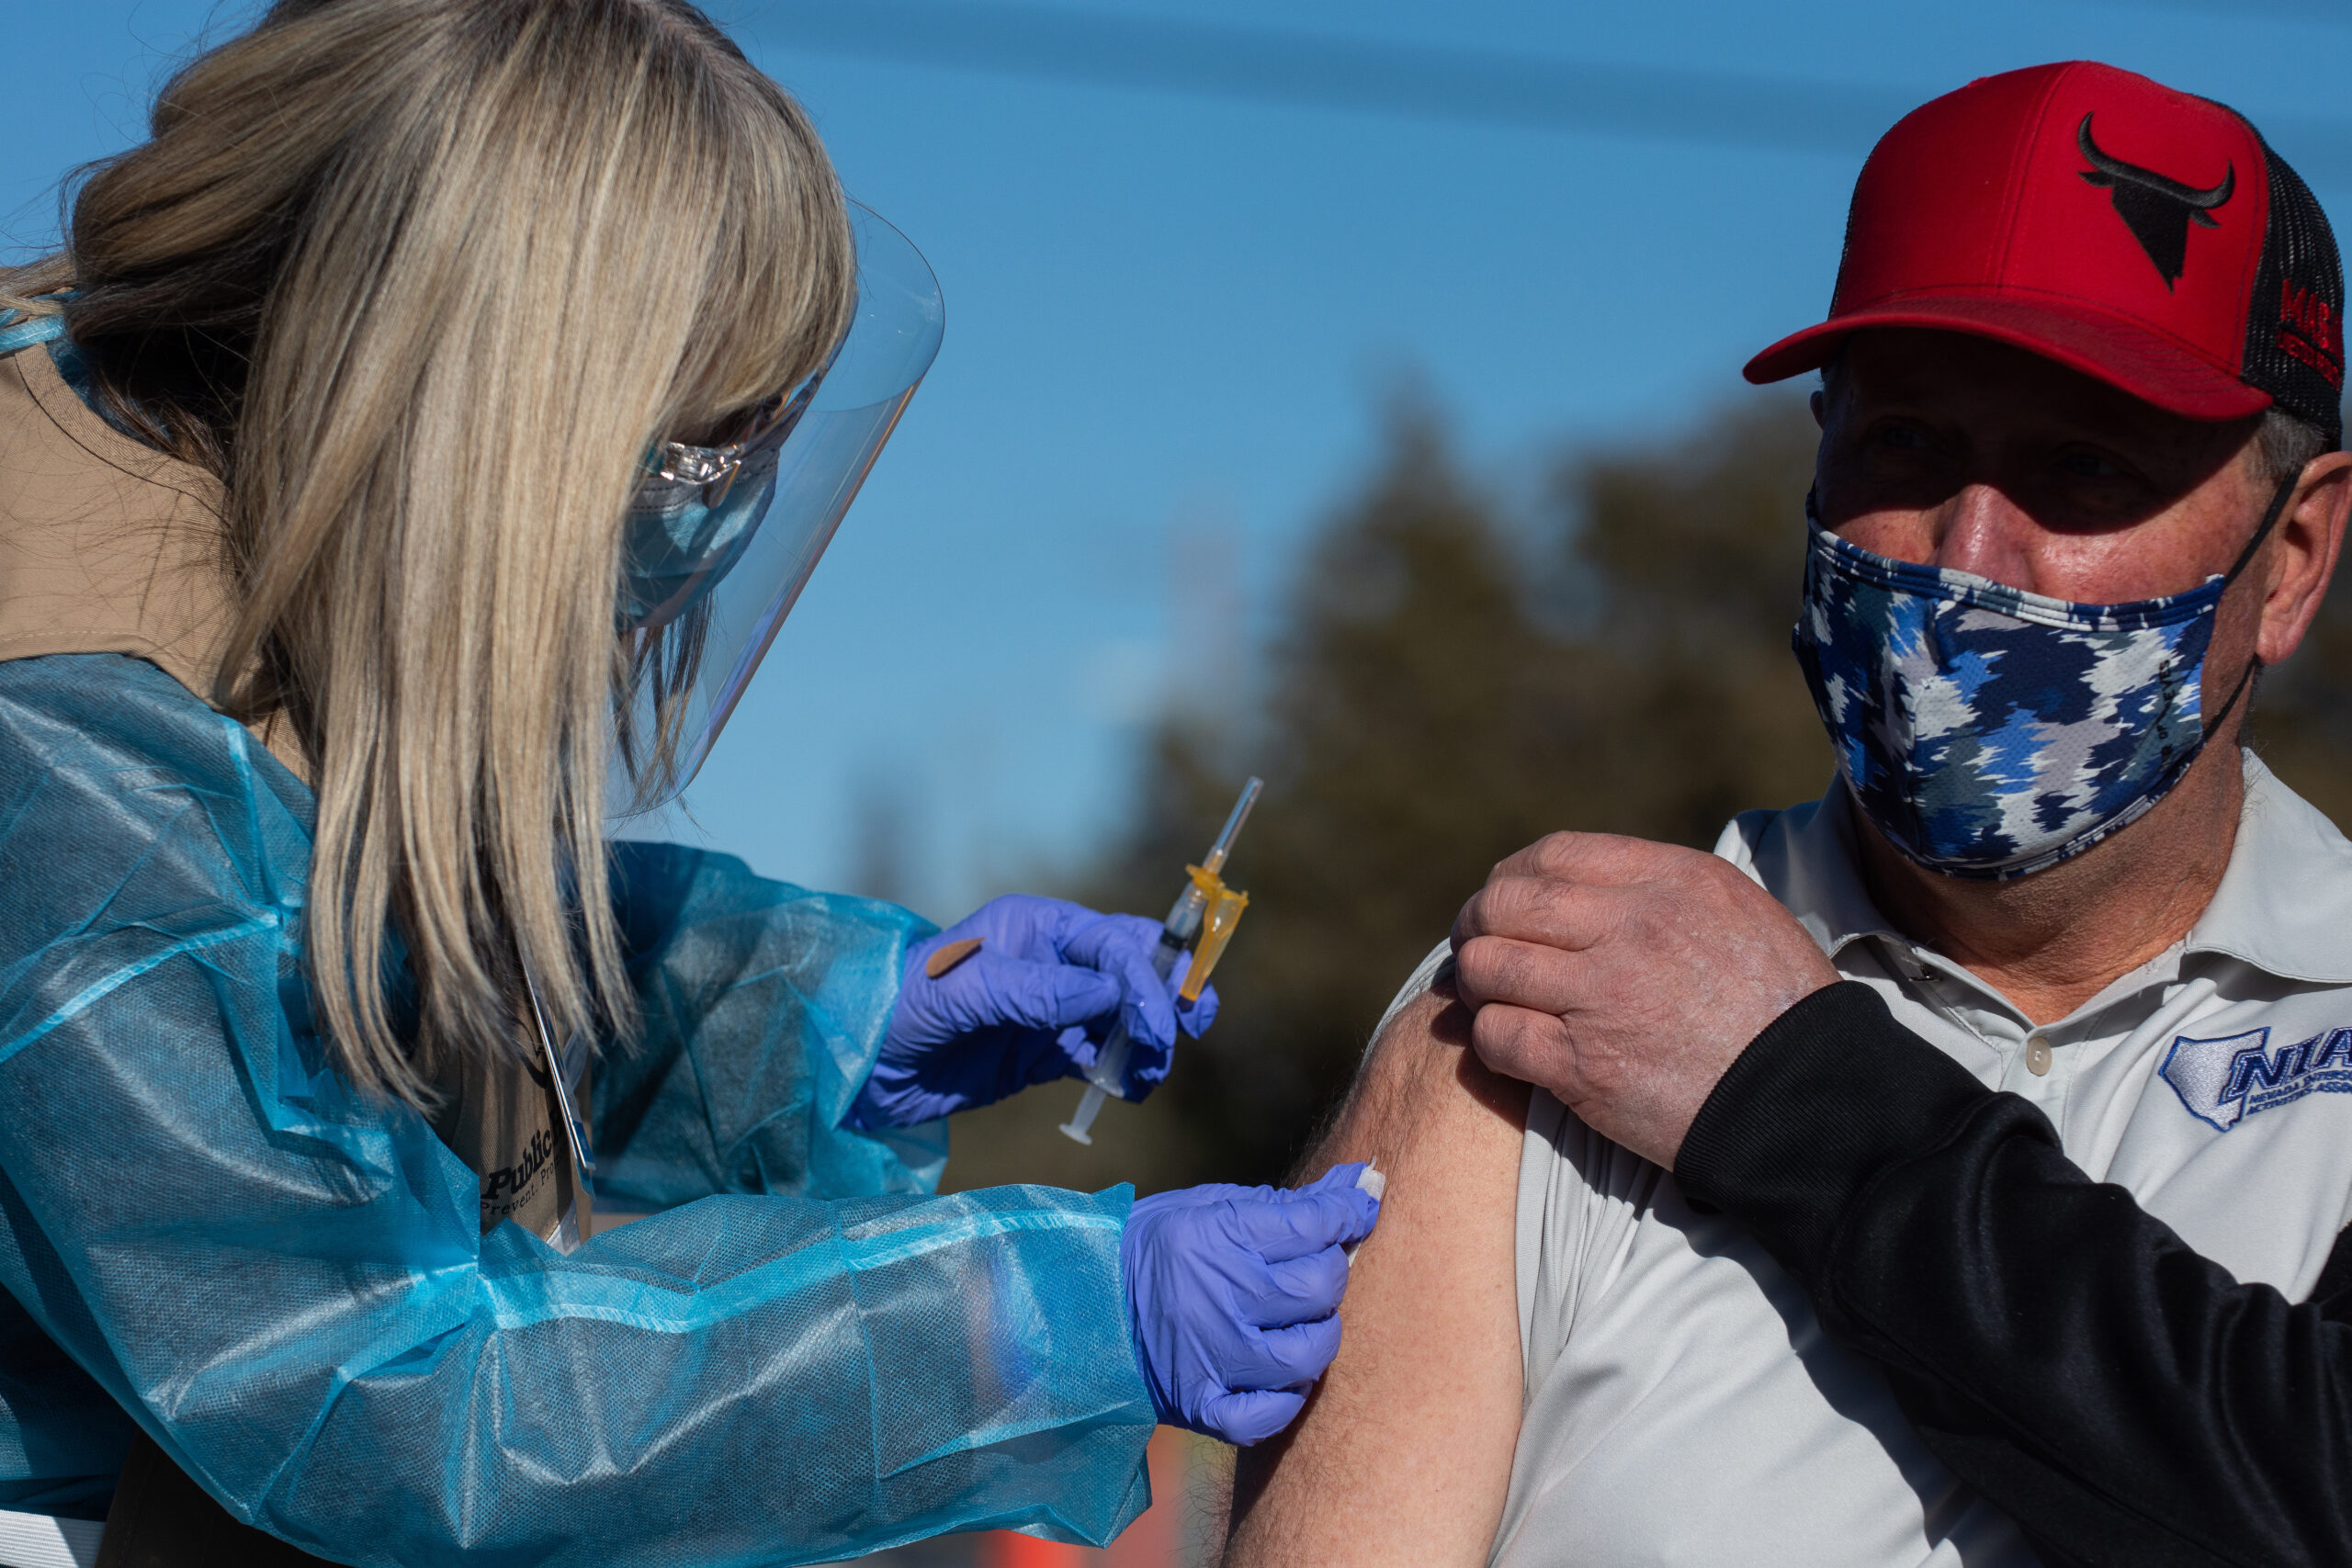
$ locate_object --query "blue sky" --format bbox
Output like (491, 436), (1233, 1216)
(11, 0), (2351, 920)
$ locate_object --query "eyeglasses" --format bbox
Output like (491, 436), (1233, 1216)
(639, 331), (846, 506)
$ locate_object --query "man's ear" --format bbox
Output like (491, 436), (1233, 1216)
(2258, 449), (2352, 667)
(1810, 389), (1826, 429)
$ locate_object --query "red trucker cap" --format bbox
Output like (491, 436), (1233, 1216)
(1746, 62), (2346, 445)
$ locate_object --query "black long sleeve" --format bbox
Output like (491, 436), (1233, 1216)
(1675, 982), (2352, 1568)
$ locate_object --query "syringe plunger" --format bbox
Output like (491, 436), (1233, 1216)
(1059, 1084), (1111, 1145)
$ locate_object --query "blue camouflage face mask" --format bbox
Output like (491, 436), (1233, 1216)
(1792, 482), (2290, 879)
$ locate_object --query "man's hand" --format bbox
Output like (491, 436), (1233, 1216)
(1452, 832), (1838, 1168)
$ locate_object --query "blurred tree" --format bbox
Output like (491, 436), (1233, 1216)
(848, 768), (922, 910)
(1561, 394), (1836, 846)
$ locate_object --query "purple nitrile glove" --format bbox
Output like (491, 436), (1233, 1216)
(849, 893), (1219, 1131)
(1121, 1164), (1381, 1446)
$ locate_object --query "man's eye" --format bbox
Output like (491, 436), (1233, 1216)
(2059, 450), (2125, 479)
(1872, 423), (1928, 452)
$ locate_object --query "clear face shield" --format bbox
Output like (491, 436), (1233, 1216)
(611, 203), (944, 812)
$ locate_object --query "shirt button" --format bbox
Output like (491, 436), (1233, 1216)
(2026, 1035), (2053, 1076)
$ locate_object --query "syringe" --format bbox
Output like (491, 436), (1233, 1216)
(1059, 775), (1264, 1145)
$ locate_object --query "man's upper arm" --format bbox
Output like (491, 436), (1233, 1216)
(1224, 958), (1530, 1568)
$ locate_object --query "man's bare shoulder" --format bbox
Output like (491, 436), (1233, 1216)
(1350, 962), (1532, 1152)
(1222, 956), (1529, 1568)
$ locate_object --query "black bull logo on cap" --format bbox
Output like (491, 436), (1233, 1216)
(2077, 113), (2235, 290)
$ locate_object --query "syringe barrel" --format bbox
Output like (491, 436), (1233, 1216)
(1080, 929), (1185, 1098)
(1080, 1030), (1131, 1097)
(1065, 776), (1261, 1136)
(1159, 884), (1209, 947)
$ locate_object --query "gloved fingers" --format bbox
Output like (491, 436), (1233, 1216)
(1179, 985), (1218, 1038)
(1062, 913), (1184, 1055)
(1133, 1181), (1277, 1216)
(1012, 1026), (1091, 1091)
(1252, 1245), (1351, 1321)
(1062, 1024), (1169, 1097)
(1227, 1312), (1346, 1390)
(1057, 910), (1166, 968)
(1114, 1029), (1174, 1100)
(1053, 1023), (1099, 1078)
(1227, 1181), (1380, 1262)
(1113, 949), (1182, 1058)
(933, 893), (1097, 964)
(1304, 1161), (1373, 1195)
(944, 953), (1121, 1034)
(1168, 951), (1220, 1039)
(1195, 1387), (1307, 1448)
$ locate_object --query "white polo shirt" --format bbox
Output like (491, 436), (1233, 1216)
(1378, 752), (2352, 1567)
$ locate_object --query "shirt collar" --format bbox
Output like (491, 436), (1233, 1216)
(1723, 788), (1901, 962)
(2186, 752), (2352, 985)
(1725, 751), (2352, 987)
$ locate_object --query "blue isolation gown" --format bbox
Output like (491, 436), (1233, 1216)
(0, 652), (1155, 1564)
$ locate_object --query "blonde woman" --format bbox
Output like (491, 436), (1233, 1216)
(0, 3), (1377, 1563)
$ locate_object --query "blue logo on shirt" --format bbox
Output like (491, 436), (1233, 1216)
(2161, 1026), (2352, 1131)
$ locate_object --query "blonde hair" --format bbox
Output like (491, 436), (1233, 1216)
(1, 0), (854, 1101)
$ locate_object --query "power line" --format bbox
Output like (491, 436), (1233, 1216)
(746, 1), (2352, 184)
(2075, 0), (2352, 22)
(750, 1), (1920, 155)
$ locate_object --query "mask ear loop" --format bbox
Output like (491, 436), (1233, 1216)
(2201, 471), (2301, 741)
(2220, 472), (2300, 583)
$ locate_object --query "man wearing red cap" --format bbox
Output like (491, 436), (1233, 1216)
(1227, 62), (2352, 1568)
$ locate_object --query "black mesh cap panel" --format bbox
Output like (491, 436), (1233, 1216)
(2240, 134), (2345, 446)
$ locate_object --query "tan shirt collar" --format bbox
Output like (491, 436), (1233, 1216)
(0, 341), (306, 778)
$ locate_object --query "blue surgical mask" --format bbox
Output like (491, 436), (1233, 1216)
(617, 442), (780, 631)
(1792, 484), (2289, 879)
(617, 342), (834, 634)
